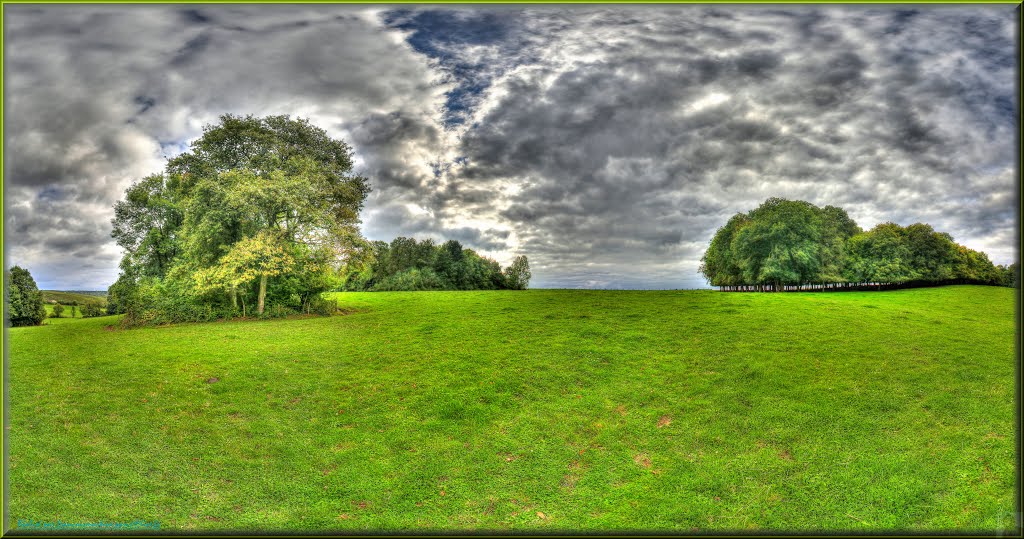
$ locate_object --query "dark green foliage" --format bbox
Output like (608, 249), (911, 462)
(106, 265), (138, 315)
(50, 303), (65, 318)
(701, 198), (1012, 290)
(434, 239), (466, 286)
(373, 268), (449, 291)
(308, 297), (339, 316)
(80, 303), (105, 318)
(818, 205), (861, 282)
(5, 266), (47, 326)
(846, 223), (919, 284)
(338, 236), (529, 291)
(903, 223), (957, 281)
(995, 262), (1019, 288)
(699, 214), (750, 287)
(121, 277), (236, 326)
(111, 174), (182, 278)
(732, 199), (824, 287)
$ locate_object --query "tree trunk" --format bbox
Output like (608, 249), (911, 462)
(258, 274), (267, 315)
(230, 285), (238, 310)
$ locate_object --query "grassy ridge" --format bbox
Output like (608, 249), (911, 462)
(6, 286), (1016, 531)
(40, 290), (106, 306)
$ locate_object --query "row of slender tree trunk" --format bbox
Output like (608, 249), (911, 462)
(717, 279), (996, 292)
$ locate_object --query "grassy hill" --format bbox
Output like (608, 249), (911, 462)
(40, 290), (107, 306)
(6, 286), (1016, 531)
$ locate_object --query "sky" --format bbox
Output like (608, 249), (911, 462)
(2, 5), (1019, 290)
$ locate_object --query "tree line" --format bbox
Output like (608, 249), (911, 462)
(5, 115), (533, 328)
(700, 197), (1018, 292)
(99, 114), (530, 327)
(337, 236), (531, 291)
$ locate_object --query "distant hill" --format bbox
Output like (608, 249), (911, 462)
(63, 290), (107, 297)
(41, 291), (106, 306)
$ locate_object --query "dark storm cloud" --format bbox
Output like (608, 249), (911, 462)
(430, 6), (1016, 287)
(3, 5), (1017, 289)
(4, 5), (449, 288)
(348, 111), (444, 194)
(360, 204), (510, 253)
(180, 8), (212, 25)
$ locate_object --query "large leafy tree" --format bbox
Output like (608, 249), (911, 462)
(699, 213), (750, 287)
(434, 239), (466, 287)
(110, 114), (370, 323)
(111, 174), (182, 278)
(193, 230), (295, 315)
(903, 223), (957, 281)
(818, 205), (861, 283)
(845, 223), (919, 284)
(5, 266), (47, 327)
(731, 198), (824, 288)
(503, 255), (532, 290)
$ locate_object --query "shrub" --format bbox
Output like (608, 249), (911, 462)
(121, 278), (236, 327)
(81, 303), (105, 318)
(372, 268), (447, 291)
(309, 297), (338, 316)
(259, 304), (295, 319)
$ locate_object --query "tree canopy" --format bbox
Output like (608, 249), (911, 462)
(700, 198), (1014, 291)
(5, 266), (47, 326)
(338, 236), (530, 292)
(109, 114), (370, 325)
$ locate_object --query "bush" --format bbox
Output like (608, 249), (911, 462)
(259, 304), (295, 319)
(121, 279), (236, 327)
(309, 296), (338, 316)
(81, 303), (105, 318)
(372, 268), (447, 291)
(111, 270), (338, 326)
(50, 303), (65, 318)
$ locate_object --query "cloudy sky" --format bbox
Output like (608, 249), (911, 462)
(3, 5), (1019, 290)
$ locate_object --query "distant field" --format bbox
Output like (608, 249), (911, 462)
(40, 290), (107, 307)
(6, 286), (1016, 531)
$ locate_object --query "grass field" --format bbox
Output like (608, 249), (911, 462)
(39, 291), (107, 320)
(6, 286), (1017, 532)
(42, 305), (88, 319)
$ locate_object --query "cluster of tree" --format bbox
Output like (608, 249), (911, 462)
(107, 114), (371, 326)
(47, 301), (105, 318)
(700, 198), (1018, 291)
(4, 266), (47, 326)
(337, 236), (531, 291)
(82, 303), (105, 317)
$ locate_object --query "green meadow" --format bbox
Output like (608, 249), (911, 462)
(39, 291), (107, 319)
(6, 286), (1017, 532)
